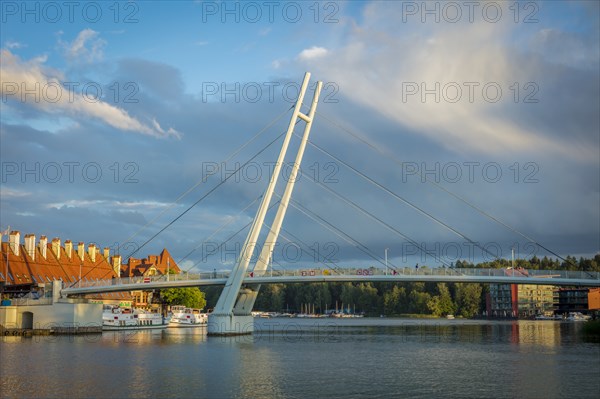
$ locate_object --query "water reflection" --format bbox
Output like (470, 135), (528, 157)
(237, 345), (284, 399)
(1, 320), (598, 399)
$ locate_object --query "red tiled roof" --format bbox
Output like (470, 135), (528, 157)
(122, 248), (181, 277)
(1, 241), (181, 288)
(0, 242), (117, 285)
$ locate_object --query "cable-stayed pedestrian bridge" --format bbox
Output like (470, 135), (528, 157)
(86, 72), (596, 336)
(62, 267), (600, 296)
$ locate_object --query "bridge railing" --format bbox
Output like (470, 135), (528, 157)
(252, 267), (600, 280)
(66, 267), (600, 291)
(70, 271), (232, 289)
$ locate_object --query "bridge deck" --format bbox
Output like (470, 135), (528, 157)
(61, 267), (600, 295)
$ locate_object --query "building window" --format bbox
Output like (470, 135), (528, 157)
(8, 273), (14, 281)
(46, 276), (52, 282)
(32, 275), (37, 283)
(0, 272), (4, 280)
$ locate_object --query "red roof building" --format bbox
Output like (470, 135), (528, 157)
(1, 232), (181, 307)
(121, 248), (181, 278)
(0, 231), (118, 287)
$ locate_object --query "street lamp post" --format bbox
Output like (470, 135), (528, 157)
(385, 248), (389, 276)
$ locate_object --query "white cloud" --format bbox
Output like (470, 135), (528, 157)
(4, 41), (25, 49)
(0, 49), (181, 139)
(47, 199), (172, 209)
(0, 187), (31, 199)
(258, 27), (271, 36)
(302, 3), (597, 162)
(61, 29), (106, 63)
(297, 46), (329, 61)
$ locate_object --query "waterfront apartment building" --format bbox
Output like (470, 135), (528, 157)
(486, 283), (557, 318)
(555, 287), (600, 315)
(486, 284), (518, 317)
(517, 284), (557, 317)
(487, 285), (600, 318)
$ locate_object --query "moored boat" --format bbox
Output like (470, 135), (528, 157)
(566, 312), (591, 322)
(102, 306), (167, 330)
(168, 305), (208, 327)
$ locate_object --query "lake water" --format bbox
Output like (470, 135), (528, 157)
(1, 318), (599, 398)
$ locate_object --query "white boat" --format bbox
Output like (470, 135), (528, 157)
(446, 315), (455, 320)
(102, 306), (167, 330)
(168, 305), (208, 327)
(566, 312), (591, 322)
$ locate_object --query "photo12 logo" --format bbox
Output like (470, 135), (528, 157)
(201, 161), (339, 185)
(201, 81), (339, 104)
(1, 161), (140, 184)
(400, 241), (539, 263)
(401, 81), (539, 104)
(200, 241), (340, 264)
(1, 81), (139, 105)
(200, 1), (340, 24)
(401, 1), (539, 24)
(400, 161), (540, 184)
(1, 1), (140, 24)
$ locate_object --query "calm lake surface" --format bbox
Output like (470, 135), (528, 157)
(1, 318), (599, 399)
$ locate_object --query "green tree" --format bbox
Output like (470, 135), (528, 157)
(384, 285), (405, 315)
(255, 284), (285, 311)
(427, 283), (456, 316)
(161, 287), (207, 309)
(454, 283), (482, 318)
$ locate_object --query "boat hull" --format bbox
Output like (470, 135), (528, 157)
(102, 324), (168, 331)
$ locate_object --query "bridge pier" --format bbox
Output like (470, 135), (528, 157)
(207, 313), (253, 335)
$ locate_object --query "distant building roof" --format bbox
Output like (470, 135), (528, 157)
(0, 241), (116, 286)
(121, 248), (181, 278)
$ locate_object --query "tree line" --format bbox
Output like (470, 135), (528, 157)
(174, 254), (600, 317)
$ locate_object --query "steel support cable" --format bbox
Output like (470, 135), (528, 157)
(317, 110), (572, 265)
(287, 198), (404, 271)
(120, 106), (294, 249)
(267, 191), (345, 273)
(123, 127), (292, 261)
(182, 201), (282, 275)
(278, 226), (344, 273)
(301, 136), (499, 261)
(177, 203), (338, 277)
(176, 194), (263, 266)
(304, 174), (453, 267)
(264, 221), (344, 274)
(71, 109), (295, 288)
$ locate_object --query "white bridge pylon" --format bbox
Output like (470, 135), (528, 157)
(207, 72), (323, 335)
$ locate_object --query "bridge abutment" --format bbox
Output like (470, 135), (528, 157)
(207, 313), (253, 336)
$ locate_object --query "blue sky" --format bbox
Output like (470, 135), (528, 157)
(1, 1), (598, 272)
